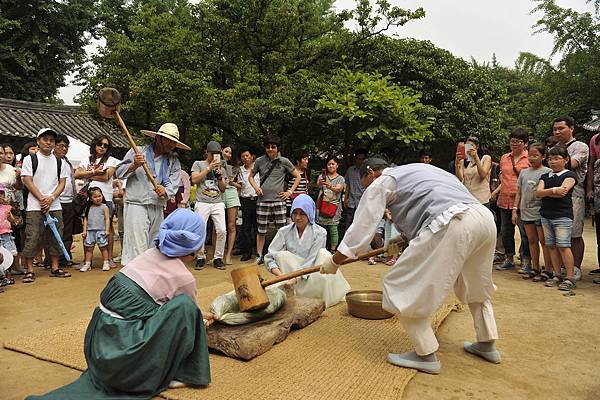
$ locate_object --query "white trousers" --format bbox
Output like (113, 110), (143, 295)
(383, 203), (499, 355)
(121, 203), (164, 266)
(194, 201), (226, 260)
(275, 249), (351, 308)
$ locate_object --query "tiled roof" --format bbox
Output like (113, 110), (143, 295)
(583, 110), (600, 132)
(0, 97), (130, 148)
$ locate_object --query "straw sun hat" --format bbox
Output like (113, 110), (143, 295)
(140, 123), (191, 151)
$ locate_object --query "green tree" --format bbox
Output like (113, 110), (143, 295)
(316, 68), (433, 156)
(0, 0), (96, 101)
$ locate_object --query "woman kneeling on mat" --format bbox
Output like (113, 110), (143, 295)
(264, 194), (350, 307)
(28, 208), (214, 399)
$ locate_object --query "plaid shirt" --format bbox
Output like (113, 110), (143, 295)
(497, 151), (530, 210)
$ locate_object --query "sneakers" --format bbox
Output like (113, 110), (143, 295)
(240, 253), (252, 262)
(213, 258), (226, 270)
(102, 261), (111, 271)
(195, 258), (206, 270)
(113, 256), (121, 263)
(256, 256), (264, 265)
(495, 261), (515, 271)
(79, 263), (92, 272)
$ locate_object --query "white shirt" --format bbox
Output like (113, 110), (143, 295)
(59, 158), (75, 203)
(21, 153), (69, 212)
(239, 164), (259, 198)
(79, 156), (118, 201)
(337, 175), (467, 259)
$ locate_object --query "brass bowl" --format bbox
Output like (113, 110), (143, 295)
(346, 290), (394, 320)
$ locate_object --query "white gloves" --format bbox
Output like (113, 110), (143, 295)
(320, 253), (340, 274)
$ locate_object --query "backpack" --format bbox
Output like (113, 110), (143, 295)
(22, 153), (62, 207)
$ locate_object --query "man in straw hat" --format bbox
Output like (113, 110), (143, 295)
(115, 122), (190, 265)
(320, 158), (501, 374)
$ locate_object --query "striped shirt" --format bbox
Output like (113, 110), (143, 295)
(286, 169), (309, 207)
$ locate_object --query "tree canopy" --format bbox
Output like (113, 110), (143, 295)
(1, 0), (598, 165)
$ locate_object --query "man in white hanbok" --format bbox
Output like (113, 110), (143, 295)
(320, 158), (501, 374)
(265, 194), (350, 307)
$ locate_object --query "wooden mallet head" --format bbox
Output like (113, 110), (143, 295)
(231, 265), (270, 312)
(97, 87), (122, 119)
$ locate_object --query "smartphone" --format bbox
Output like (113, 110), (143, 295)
(464, 143), (474, 162)
(456, 143), (466, 160)
(321, 168), (327, 180)
(213, 153), (221, 163)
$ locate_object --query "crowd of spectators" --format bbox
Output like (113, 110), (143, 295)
(1, 115), (599, 294)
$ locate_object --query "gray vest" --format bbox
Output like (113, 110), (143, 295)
(384, 164), (477, 240)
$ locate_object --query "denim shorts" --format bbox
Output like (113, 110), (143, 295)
(84, 230), (108, 248)
(541, 217), (572, 247)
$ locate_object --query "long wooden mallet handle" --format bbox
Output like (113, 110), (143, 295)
(113, 112), (160, 191)
(260, 246), (388, 288)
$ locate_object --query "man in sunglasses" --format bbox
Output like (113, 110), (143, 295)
(248, 135), (301, 264)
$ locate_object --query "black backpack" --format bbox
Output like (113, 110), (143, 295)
(22, 153), (62, 206)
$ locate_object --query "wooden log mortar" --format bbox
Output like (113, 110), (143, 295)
(207, 286), (325, 360)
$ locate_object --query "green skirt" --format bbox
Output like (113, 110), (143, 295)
(27, 272), (211, 399)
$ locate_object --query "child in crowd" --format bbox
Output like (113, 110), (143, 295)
(80, 187), (111, 272)
(0, 185), (17, 286)
(536, 145), (577, 291)
(512, 143), (552, 280)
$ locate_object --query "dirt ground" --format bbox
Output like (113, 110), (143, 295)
(2, 225), (600, 400)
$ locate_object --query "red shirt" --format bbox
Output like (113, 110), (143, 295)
(498, 151), (530, 209)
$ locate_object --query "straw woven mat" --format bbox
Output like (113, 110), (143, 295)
(4, 263), (461, 400)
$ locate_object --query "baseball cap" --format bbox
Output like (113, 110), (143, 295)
(359, 157), (389, 177)
(206, 141), (222, 153)
(37, 128), (58, 139)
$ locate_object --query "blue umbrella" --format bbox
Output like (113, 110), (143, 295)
(44, 214), (71, 262)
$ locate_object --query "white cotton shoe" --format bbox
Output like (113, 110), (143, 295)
(79, 263), (91, 272)
(102, 262), (111, 271)
(168, 380), (187, 388)
(387, 352), (441, 374)
(463, 341), (501, 364)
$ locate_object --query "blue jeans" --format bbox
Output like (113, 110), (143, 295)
(541, 217), (572, 248)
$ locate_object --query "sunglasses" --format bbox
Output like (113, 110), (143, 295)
(97, 143), (110, 149)
(265, 144), (278, 149)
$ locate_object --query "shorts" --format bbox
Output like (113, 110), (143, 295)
(522, 219), (542, 227)
(541, 217), (572, 248)
(0, 233), (17, 255)
(23, 210), (64, 258)
(256, 200), (287, 234)
(84, 230), (108, 247)
(571, 195), (584, 238)
(223, 187), (241, 209)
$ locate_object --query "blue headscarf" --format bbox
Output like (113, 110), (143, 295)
(154, 208), (206, 257)
(290, 194), (316, 225)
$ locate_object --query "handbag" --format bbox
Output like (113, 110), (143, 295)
(317, 196), (338, 218)
(72, 183), (89, 217)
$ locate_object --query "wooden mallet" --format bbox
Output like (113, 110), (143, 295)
(231, 236), (407, 312)
(97, 87), (161, 192)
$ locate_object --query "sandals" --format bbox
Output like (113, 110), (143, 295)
(385, 257), (397, 266)
(558, 279), (575, 291)
(534, 271), (552, 283)
(23, 272), (35, 283)
(523, 269), (540, 280)
(544, 276), (561, 287)
(49, 269), (71, 278)
(0, 277), (15, 286)
(367, 257), (377, 265)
